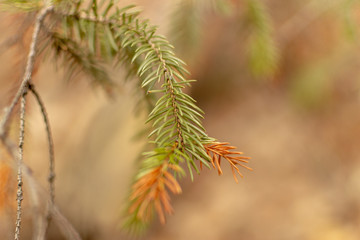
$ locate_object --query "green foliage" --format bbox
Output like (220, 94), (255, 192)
(0, 0), (42, 11)
(170, 0), (202, 60)
(44, 31), (113, 90)
(54, 0), (213, 172)
(245, 0), (278, 78)
(170, 0), (233, 60)
(290, 61), (333, 109)
(341, 0), (359, 41)
(170, 0), (278, 79)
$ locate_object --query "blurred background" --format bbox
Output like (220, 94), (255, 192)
(1, 0), (360, 239)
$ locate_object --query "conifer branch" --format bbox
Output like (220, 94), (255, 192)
(125, 146), (186, 231)
(129, 162), (182, 224)
(0, 1), (253, 232)
(58, 3), (212, 172)
(56, 2), (252, 226)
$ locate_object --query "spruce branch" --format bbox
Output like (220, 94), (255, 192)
(124, 146), (186, 231)
(0, 0), (253, 232)
(129, 161), (183, 224)
(56, 2), (252, 226)
(58, 3), (212, 174)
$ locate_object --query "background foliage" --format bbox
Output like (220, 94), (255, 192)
(1, 0), (360, 239)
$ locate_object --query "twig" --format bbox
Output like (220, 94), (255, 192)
(0, 137), (82, 240)
(14, 92), (27, 240)
(28, 84), (55, 212)
(0, 5), (54, 139)
(28, 84), (55, 239)
(0, 5), (54, 240)
(51, 206), (82, 240)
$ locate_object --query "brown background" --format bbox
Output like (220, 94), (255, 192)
(1, 0), (360, 239)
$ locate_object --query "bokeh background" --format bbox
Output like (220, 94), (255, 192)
(1, 0), (360, 239)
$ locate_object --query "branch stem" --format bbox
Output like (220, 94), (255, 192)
(0, 6), (54, 139)
(0, 136), (82, 240)
(0, 5), (54, 240)
(28, 83), (55, 235)
(14, 92), (27, 240)
(148, 41), (185, 148)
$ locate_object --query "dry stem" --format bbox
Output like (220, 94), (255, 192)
(0, 6), (54, 139)
(0, 137), (82, 240)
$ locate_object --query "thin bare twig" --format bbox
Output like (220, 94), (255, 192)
(51, 206), (82, 240)
(0, 137), (82, 240)
(14, 92), (27, 240)
(28, 84), (55, 211)
(0, 3), (83, 240)
(10, 6), (54, 240)
(0, 5), (54, 139)
(0, 5), (54, 240)
(28, 84), (55, 239)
